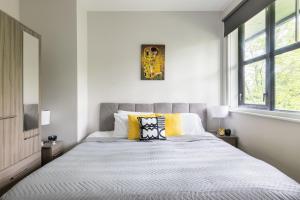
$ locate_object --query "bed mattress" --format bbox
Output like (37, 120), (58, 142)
(1, 135), (300, 200)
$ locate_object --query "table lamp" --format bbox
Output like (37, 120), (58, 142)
(210, 106), (229, 136)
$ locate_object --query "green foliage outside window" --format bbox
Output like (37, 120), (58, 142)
(244, 61), (265, 105)
(276, 49), (300, 111)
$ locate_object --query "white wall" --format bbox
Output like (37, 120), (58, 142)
(20, 0), (78, 148)
(77, 0), (89, 142)
(225, 113), (300, 182)
(0, 0), (19, 19)
(87, 11), (222, 132)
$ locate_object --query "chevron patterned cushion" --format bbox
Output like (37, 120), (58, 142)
(138, 116), (166, 140)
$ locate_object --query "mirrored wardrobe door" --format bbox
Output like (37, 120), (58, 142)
(23, 31), (40, 132)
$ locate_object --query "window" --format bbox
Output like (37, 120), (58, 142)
(275, 0), (296, 49)
(275, 49), (300, 111)
(244, 60), (266, 105)
(244, 10), (266, 60)
(239, 0), (300, 112)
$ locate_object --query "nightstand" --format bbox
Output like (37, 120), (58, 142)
(216, 135), (238, 147)
(41, 141), (64, 165)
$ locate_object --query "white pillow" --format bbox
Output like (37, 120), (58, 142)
(114, 111), (205, 137)
(113, 113), (128, 138)
(113, 111), (153, 138)
(180, 113), (205, 135)
(117, 110), (152, 115)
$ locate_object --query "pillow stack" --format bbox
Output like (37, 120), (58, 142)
(113, 110), (205, 141)
(127, 113), (157, 140)
(128, 113), (183, 140)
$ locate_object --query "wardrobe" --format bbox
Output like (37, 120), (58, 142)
(0, 10), (41, 194)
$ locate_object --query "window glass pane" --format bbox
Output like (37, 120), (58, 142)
(244, 10), (266, 60)
(275, 49), (300, 111)
(244, 60), (266, 105)
(298, 9), (300, 41)
(275, 0), (296, 49)
(244, 34), (266, 61)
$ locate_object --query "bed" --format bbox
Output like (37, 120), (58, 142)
(1, 103), (300, 200)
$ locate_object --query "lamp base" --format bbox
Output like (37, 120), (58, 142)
(217, 128), (225, 136)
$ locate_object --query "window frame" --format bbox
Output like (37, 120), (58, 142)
(238, 0), (300, 112)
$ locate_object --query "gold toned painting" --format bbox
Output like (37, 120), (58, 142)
(141, 45), (165, 80)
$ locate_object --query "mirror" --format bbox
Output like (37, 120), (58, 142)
(23, 31), (39, 131)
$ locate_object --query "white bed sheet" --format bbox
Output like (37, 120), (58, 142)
(85, 131), (114, 142)
(85, 131), (214, 142)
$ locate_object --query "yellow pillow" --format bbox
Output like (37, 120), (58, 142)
(156, 113), (183, 137)
(128, 114), (156, 140)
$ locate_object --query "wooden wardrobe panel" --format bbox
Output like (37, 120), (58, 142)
(2, 120), (18, 170)
(0, 12), (4, 171)
(33, 135), (41, 153)
(0, 13), (23, 169)
(3, 120), (10, 169)
(12, 18), (22, 164)
(0, 121), (4, 171)
(0, 12), (4, 118)
(9, 117), (18, 165)
(0, 10), (41, 184)
(0, 12), (16, 170)
(2, 13), (14, 117)
(9, 17), (22, 166)
(21, 130), (40, 160)
(3, 16), (13, 168)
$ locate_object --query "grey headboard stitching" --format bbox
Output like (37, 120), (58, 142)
(100, 103), (207, 131)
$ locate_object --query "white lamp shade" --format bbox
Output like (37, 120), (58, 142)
(210, 106), (229, 119)
(41, 110), (51, 125)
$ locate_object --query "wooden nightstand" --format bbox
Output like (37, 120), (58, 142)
(216, 135), (238, 147)
(41, 141), (64, 165)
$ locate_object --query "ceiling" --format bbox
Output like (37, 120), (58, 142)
(81, 0), (235, 11)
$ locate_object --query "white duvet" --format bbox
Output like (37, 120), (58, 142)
(1, 135), (300, 200)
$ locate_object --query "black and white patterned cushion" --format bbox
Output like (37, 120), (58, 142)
(138, 116), (166, 141)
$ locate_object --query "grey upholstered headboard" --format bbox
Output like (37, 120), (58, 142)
(100, 103), (207, 131)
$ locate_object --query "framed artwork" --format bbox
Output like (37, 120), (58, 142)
(141, 44), (165, 80)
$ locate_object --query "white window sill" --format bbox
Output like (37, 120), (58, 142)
(229, 108), (300, 124)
